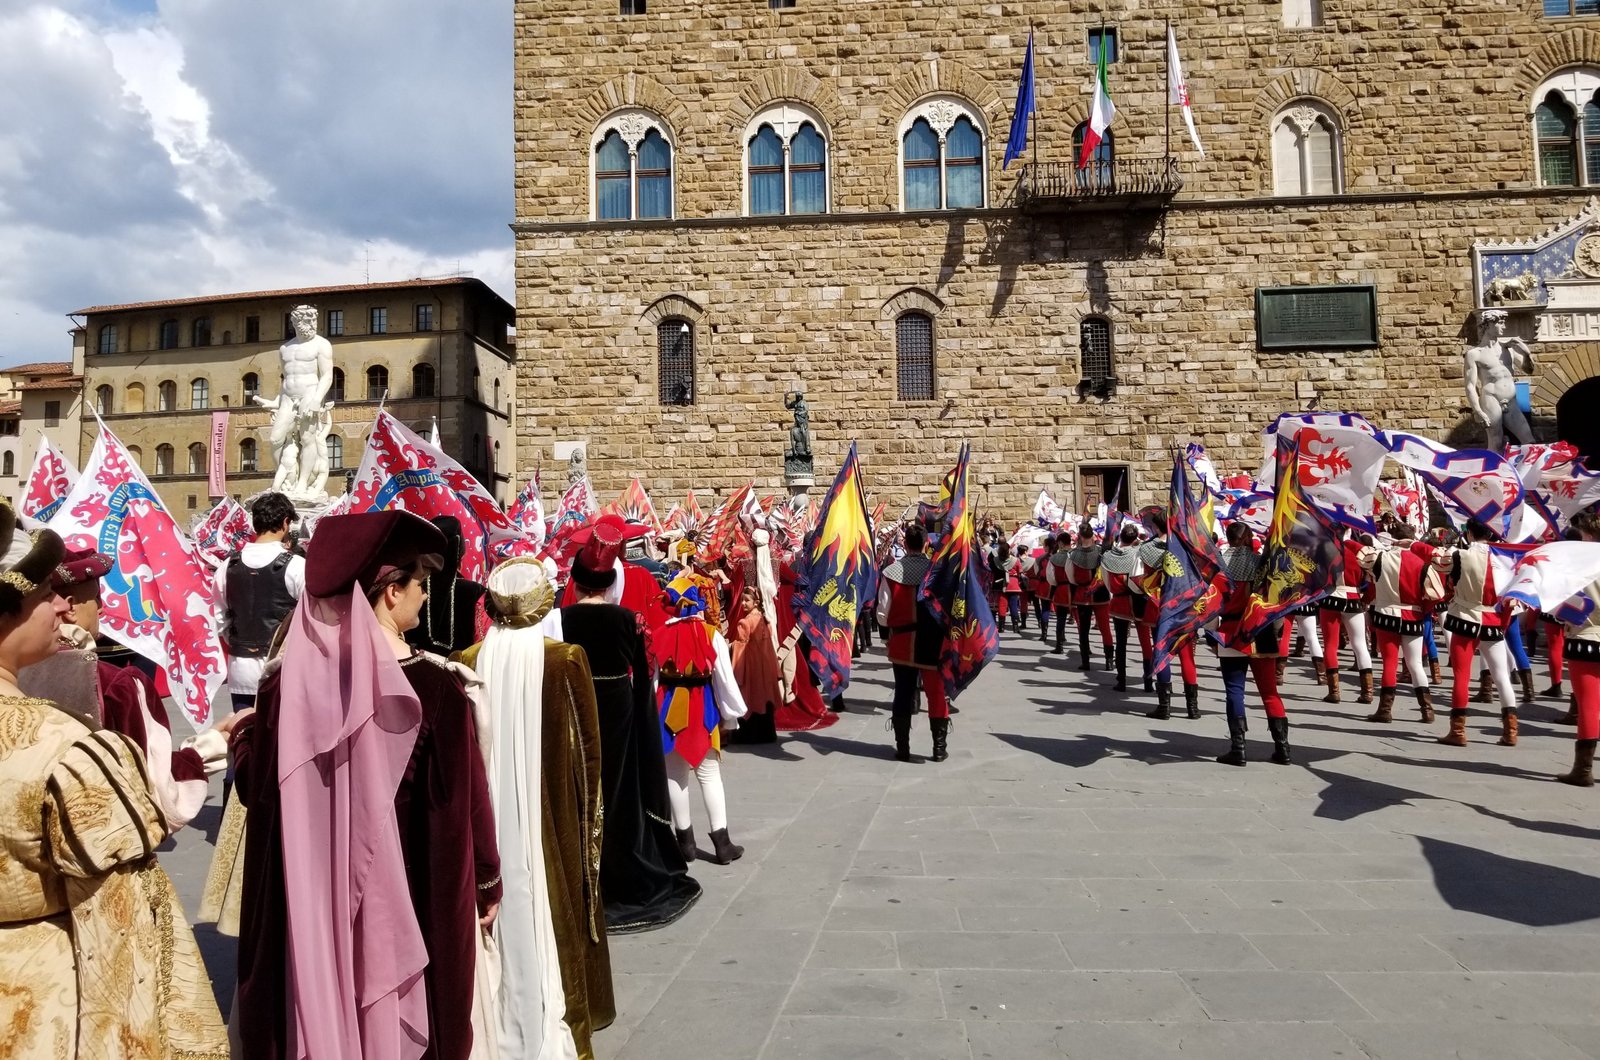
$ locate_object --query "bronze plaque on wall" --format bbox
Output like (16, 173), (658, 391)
(1255, 285), (1379, 350)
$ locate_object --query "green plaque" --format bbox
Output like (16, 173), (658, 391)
(1255, 285), (1379, 350)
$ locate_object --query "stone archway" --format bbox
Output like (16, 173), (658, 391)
(1558, 376), (1600, 463)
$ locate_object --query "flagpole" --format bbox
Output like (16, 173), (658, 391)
(1164, 18), (1172, 164)
(1030, 24), (1038, 172)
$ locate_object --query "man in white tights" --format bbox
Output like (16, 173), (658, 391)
(1437, 518), (1520, 747)
(1319, 527), (1375, 705)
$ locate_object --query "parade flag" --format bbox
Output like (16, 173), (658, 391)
(1236, 433), (1346, 644)
(1003, 30), (1036, 170)
(1384, 431), (1522, 536)
(792, 444), (879, 698)
(604, 476), (663, 533)
(547, 476), (599, 545)
(192, 497), (253, 565)
(1223, 491), (1275, 536)
(1259, 412), (1389, 532)
(19, 435), (77, 523)
(1078, 40), (1116, 169)
(1151, 451), (1226, 673)
(1500, 541), (1600, 626)
(1032, 489), (1065, 527)
(1167, 25), (1205, 156)
(49, 426), (225, 731)
(207, 412), (229, 498)
(348, 410), (523, 585)
(507, 471), (547, 546)
(918, 444), (1000, 698)
(701, 482), (754, 560)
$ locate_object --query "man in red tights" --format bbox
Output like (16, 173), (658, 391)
(1062, 527), (1113, 673)
(1205, 521), (1291, 766)
(1103, 523), (1151, 695)
(1559, 511), (1600, 784)
(1437, 518), (1520, 746)
(1358, 527), (1444, 726)
(1138, 510), (1201, 721)
(1319, 526), (1375, 705)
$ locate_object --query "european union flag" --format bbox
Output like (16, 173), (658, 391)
(1003, 30), (1036, 170)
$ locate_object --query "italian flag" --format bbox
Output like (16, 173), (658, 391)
(1077, 45), (1116, 169)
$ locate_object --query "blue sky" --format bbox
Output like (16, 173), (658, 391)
(0, 0), (514, 362)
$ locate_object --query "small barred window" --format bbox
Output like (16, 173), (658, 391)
(895, 312), (935, 401)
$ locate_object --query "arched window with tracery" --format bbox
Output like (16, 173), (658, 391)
(1271, 101), (1343, 196)
(745, 103), (829, 216)
(1534, 70), (1600, 187)
(593, 111), (675, 220)
(901, 98), (987, 211)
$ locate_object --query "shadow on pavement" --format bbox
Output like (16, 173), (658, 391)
(1420, 835), (1600, 926)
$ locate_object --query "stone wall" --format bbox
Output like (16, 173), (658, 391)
(513, 0), (1600, 518)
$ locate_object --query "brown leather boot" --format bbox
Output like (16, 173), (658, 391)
(1430, 658), (1442, 685)
(1518, 669), (1536, 706)
(1276, 657), (1287, 683)
(1560, 696), (1580, 725)
(1473, 671), (1494, 703)
(1323, 670), (1341, 703)
(1498, 709), (1519, 747)
(1356, 669), (1375, 705)
(1558, 739), (1597, 787)
(1368, 686), (1395, 724)
(1437, 710), (1469, 746)
(1312, 658), (1327, 685)
(1415, 687), (1436, 724)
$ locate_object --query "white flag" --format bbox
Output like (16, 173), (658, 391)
(429, 416), (441, 447)
(1168, 26), (1205, 157)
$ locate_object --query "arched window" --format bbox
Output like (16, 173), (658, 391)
(1533, 70), (1600, 187)
(745, 103), (829, 216)
(188, 442), (205, 474)
(126, 445), (142, 469)
(493, 378), (502, 409)
(472, 434), (484, 467)
(158, 319), (179, 350)
(330, 367), (346, 402)
(239, 438), (257, 472)
(1078, 316), (1116, 399)
(97, 325), (117, 355)
(900, 99), (987, 211)
(895, 311), (935, 401)
(242, 372), (259, 404)
(413, 363), (436, 398)
(1271, 101), (1342, 196)
(1072, 122), (1116, 191)
(190, 377), (209, 410)
(94, 385), (113, 415)
(592, 113), (675, 221)
(327, 434), (344, 471)
(657, 319), (695, 405)
(472, 366), (481, 398)
(2, 452), (13, 478)
(191, 317), (212, 347)
(154, 444), (174, 476)
(366, 366), (388, 401)
(158, 380), (176, 411)
(125, 382), (145, 414)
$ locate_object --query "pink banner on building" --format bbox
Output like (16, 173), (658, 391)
(208, 411), (229, 497)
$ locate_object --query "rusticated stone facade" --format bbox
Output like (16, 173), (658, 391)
(514, 0), (1600, 518)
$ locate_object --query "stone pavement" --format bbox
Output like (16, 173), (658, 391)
(161, 630), (1600, 1060)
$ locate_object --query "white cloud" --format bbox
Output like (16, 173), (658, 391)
(0, 0), (513, 363)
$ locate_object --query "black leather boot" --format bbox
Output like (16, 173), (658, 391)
(1217, 713), (1247, 767)
(1078, 623), (1092, 671)
(1268, 716), (1292, 765)
(892, 713), (913, 762)
(676, 828), (696, 863)
(1143, 661), (1153, 694)
(1146, 681), (1172, 720)
(1185, 683), (1201, 719)
(930, 716), (950, 762)
(709, 828), (744, 864)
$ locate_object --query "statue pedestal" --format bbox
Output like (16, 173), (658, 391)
(784, 456), (814, 499)
(785, 477), (813, 500)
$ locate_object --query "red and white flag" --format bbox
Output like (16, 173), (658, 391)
(1167, 26), (1205, 156)
(1500, 541), (1600, 625)
(604, 477), (663, 533)
(49, 426), (225, 731)
(19, 436), (77, 523)
(347, 410), (523, 584)
(701, 482), (755, 561)
(1078, 43), (1116, 169)
(507, 471), (547, 547)
(192, 497), (253, 565)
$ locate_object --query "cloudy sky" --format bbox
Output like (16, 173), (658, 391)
(0, 0), (513, 363)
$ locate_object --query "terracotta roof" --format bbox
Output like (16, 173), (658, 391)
(0, 361), (72, 376)
(73, 276), (499, 316)
(0, 401), (20, 416)
(16, 376), (82, 391)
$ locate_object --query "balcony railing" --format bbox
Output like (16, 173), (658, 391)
(1017, 157), (1183, 211)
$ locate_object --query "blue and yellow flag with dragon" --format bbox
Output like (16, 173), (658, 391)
(918, 443), (999, 699)
(1236, 431), (1345, 644)
(793, 443), (879, 699)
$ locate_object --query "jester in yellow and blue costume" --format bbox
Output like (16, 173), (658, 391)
(655, 571), (750, 864)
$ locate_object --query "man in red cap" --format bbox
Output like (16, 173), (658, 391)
(559, 512), (669, 654)
(20, 546), (226, 831)
(231, 509), (505, 1060)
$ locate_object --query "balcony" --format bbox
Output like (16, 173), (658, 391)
(1016, 157), (1183, 213)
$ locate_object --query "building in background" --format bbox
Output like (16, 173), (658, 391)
(513, 0), (1600, 516)
(0, 359), (85, 506)
(73, 278), (516, 514)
